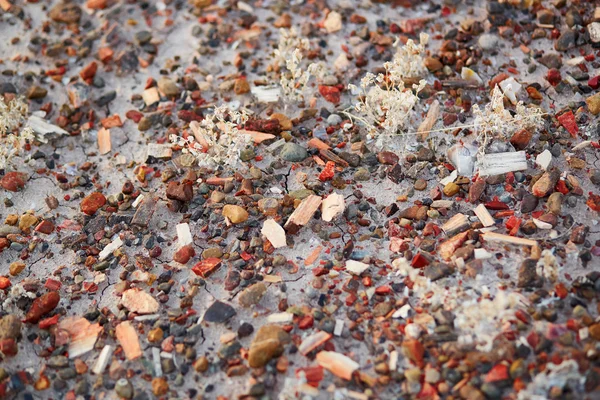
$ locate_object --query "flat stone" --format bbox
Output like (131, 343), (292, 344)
(280, 142), (308, 162)
(248, 325), (291, 368)
(203, 300), (236, 323)
(222, 205), (248, 224)
(80, 193), (106, 216)
(238, 283), (267, 307)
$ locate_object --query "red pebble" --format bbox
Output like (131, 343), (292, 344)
(24, 291), (60, 323)
(318, 85), (341, 104)
(546, 68), (561, 86)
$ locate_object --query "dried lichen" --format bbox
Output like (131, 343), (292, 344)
(273, 28), (325, 102)
(170, 105), (252, 169)
(346, 34), (428, 138)
(472, 84), (544, 147)
(0, 96), (34, 170)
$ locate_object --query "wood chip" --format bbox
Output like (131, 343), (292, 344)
(439, 231), (469, 260)
(58, 317), (103, 359)
(142, 87), (160, 106)
(97, 128), (111, 155)
(315, 351), (359, 380)
(481, 232), (537, 246)
(417, 100), (440, 141)
(478, 151), (527, 176)
(147, 143), (173, 160)
(121, 289), (159, 314)
(92, 345), (113, 375)
(321, 193), (345, 222)
(115, 321), (142, 360)
(345, 260), (370, 275)
(442, 213), (470, 235)
(176, 223), (193, 249)
(473, 204), (495, 227)
(98, 237), (122, 261)
(299, 331), (333, 355)
(261, 219), (287, 248)
(284, 195), (322, 233)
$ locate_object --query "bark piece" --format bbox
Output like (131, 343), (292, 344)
(121, 289), (159, 314)
(58, 317), (103, 358)
(261, 219), (287, 248)
(321, 193), (345, 222)
(442, 213), (470, 235)
(115, 321), (142, 360)
(478, 151), (527, 176)
(474, 204), (495, 227)
(316, 351), (359, 380)
(481, 232), (537, 246)
(131, 195), (157, 227)
(417, 100), (440, 141)
(284, 195), (322, 234)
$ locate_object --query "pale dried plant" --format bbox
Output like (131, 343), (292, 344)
(170, 105), (252, 169)
(0, 95), (34, 170)
(472, 84), (544, 151)
(273, 28), (326, 102)
(346, 34), (429, 139)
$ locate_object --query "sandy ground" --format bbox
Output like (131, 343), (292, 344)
(1, 0), (600, 399)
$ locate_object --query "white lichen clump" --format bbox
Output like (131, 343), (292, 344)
(0, 96), (34, 170)
(347, 33), (428, 138)
(170, 105), (252, 169)
(472, 84), (543, 146)
(274, 28), (325, 102)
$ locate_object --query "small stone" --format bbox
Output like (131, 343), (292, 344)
(588, 22), (600, 43)
(280, 142), (308, 162)
(9, 261), (25, 276)
(222, 205), (249, 224)
(80, 193), (106, 216)
(248, 325), (291, 368)
(19, 214), (38, 232)
(538, 54), (562, 69)
(166, 181), (193, 202)
(521, 194), (539, 213)
(114, 379), (133, 399)
(532, 171), (559, 198)
(555, 30), (576, 52)
(324, 11), (342, 33)
(354, 168), (370, 181)
(49, 2), (82, 24)
(193, 356), (209, 372)
(0, 315), (21, 340)
(478, 33), (499, 50)
(443, 182), (460, 197)
(239, 283), (267, 307)
(586, 93), (600, 115)
(424, 57), (443, 72)
(414, 179), (427, 191)
(1, 172), (27, 192)
(152, 377), (169, 396)
(234, 78), (250, 95)
(157, 78), (179, 97)
(147, 327), (163, 343)
(589, 324), (600, 340)
(173, 245), (195, 264)
(517, 259), (542, 288)
(204, 300), (236, 323)
(509, 129), (532, 150)
(26, 86), (47, 100)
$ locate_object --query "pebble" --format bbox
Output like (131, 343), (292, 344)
(478, 33), (499, 50)
(280, 142), (308, 162)
(248, 325), (291, 368)
(222, 205), (249, 224)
